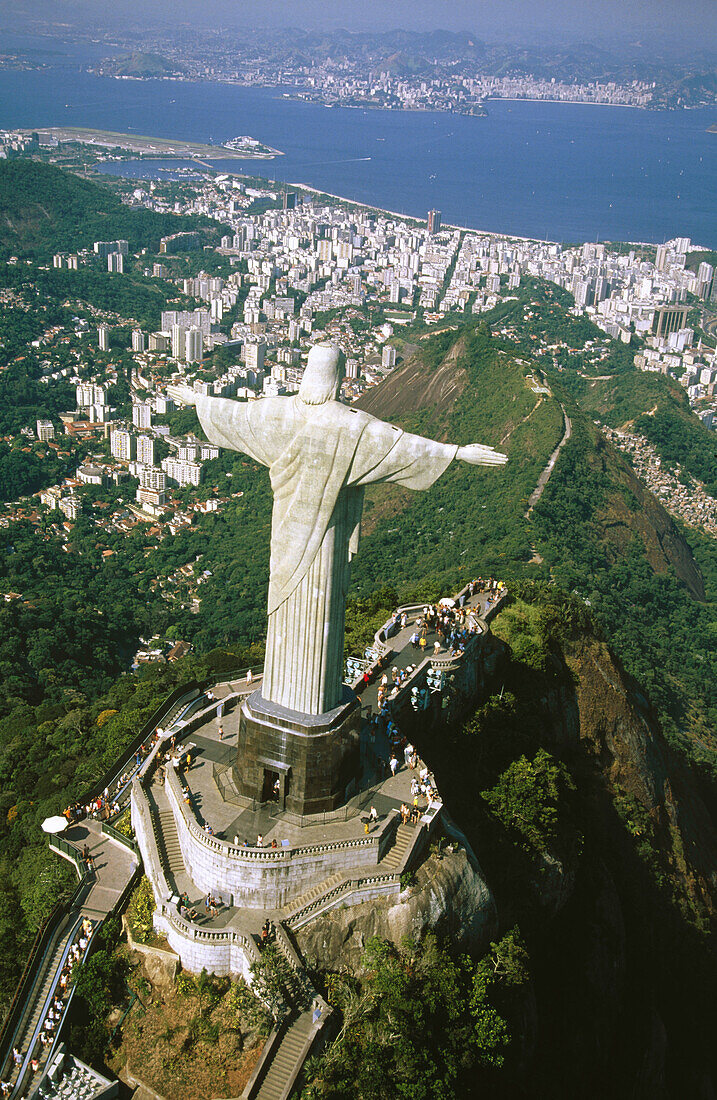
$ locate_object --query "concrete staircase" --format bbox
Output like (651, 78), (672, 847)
(158, 810), (184, 877)
(147, 791), (184, 892)
(254, 1010), (315, 1100)
(282, 874), (344, 923)
(380, 822), (414, 871)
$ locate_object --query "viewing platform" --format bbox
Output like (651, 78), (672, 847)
(130, 582), (505, 974)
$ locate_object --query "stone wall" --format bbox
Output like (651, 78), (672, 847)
(165, 769), (393, 909)
(130, 779), (171, 906)
(154, 905), (259, 980)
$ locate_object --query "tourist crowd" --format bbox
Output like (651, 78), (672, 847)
(2, 919), (95, 1091)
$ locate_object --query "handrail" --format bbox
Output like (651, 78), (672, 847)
(285, 871), (400, 929)
(75, 681), (203, 812)
(0, 902), (66, 1078)
(0, 853), (92, 1082)
(48, 834), (85, 879)
(101, 821), (140, 858)
(14, 912), (90, 1098)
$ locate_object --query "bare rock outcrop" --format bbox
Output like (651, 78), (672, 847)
(295, 847), (496, 974)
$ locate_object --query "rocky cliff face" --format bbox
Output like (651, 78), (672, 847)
(495, 625), (717, 1098)
(295, 847), (497, 974)
(559, 633), (717, 923)
(355, 336), (469, 421)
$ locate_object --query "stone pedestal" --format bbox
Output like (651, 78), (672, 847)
(235, 688), (361, 817)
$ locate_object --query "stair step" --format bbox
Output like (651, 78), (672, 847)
(286, 874), (344, 915)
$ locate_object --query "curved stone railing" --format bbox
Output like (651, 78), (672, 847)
(164, 767), (397, 910)
(286, 871), (401, 930)
(165, 766), (386, 864)
(157, 904), (261, 983)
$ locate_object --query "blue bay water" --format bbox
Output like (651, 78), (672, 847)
(0, 62), (715, 246)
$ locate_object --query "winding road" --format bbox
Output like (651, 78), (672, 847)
(525, 406), (573, 518)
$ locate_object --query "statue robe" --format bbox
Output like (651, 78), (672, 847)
(195, 393), (458, 715)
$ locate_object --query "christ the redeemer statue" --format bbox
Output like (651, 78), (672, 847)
(169, 345), (506, 718)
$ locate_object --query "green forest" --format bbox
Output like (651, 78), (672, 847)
(0, 159), (220, 257)
(1, 159), (717, 1095)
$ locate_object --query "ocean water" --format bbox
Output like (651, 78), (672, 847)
(0, 57), (715, 245)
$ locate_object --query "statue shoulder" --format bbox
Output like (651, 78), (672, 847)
(325, 403), (399, 437)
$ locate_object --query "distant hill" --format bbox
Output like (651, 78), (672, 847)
(109, 51), (184, 77)
(0, 159), (217, 257)
(370, 51), (433, 79)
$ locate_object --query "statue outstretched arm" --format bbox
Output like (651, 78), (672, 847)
(456, 443), (508, 466)
(167, 383), (197, 407)
(167, 385), (279, 467)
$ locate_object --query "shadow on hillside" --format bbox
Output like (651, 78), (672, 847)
(400, 644), (717, 1100)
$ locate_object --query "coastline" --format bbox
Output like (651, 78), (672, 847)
(483, 95), (641, 109)
(24, 125), (283, 160)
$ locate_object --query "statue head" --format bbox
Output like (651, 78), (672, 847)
(299, 344), (345, 405)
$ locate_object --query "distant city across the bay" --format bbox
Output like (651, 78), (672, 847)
(0, 64), (715, 246)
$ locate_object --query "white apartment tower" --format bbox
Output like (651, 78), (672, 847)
(171, 325), (185, 360)
(185, 327), (203, 364)
(136, 435), (155, 466)
(132, 404), (152, 430)
(36, 419), (55, 441)
(244, 341), (266, 374)
(110, 429), (136, 462)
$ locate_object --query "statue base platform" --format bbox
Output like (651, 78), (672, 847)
(234, 688), (361, 817)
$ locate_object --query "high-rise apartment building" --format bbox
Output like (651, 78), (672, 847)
(98, 324), (110, 352)
(244, 341), (266, 374)
(110, 429), (136, 462)
(108, 252), (124, 273)
(427, 209), (442, 235)
(697, 262), (714, 300)
(132, 404), (152, 430)
(652, 304), (691, 339)
(185, 327), (203, 364)
(136, 435), (155, 466)
(149, 332), (171, 353)
(381, 345), (396, 369)
(171, 325), (185, 360)
(76, 383), (107, 408)
(132, 329), (146, 353)
(36, 419), (54, 441)
(94, 239), (129, 258)
(139, 466), (165, 491)
(161, 456), (203, 487)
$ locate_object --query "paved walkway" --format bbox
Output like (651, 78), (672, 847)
(165, 712), (421, 854)
(357, 588), (495, 715)
(65, 821), (139, 915)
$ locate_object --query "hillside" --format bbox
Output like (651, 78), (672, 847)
(297, 583), (717, 1097)
(552, 341), (717, 485)
(0, 159), (218, 257)
(436, 591), (717, 1097)
(109, 51), (183, 77)
(352, 323), (717, 766)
